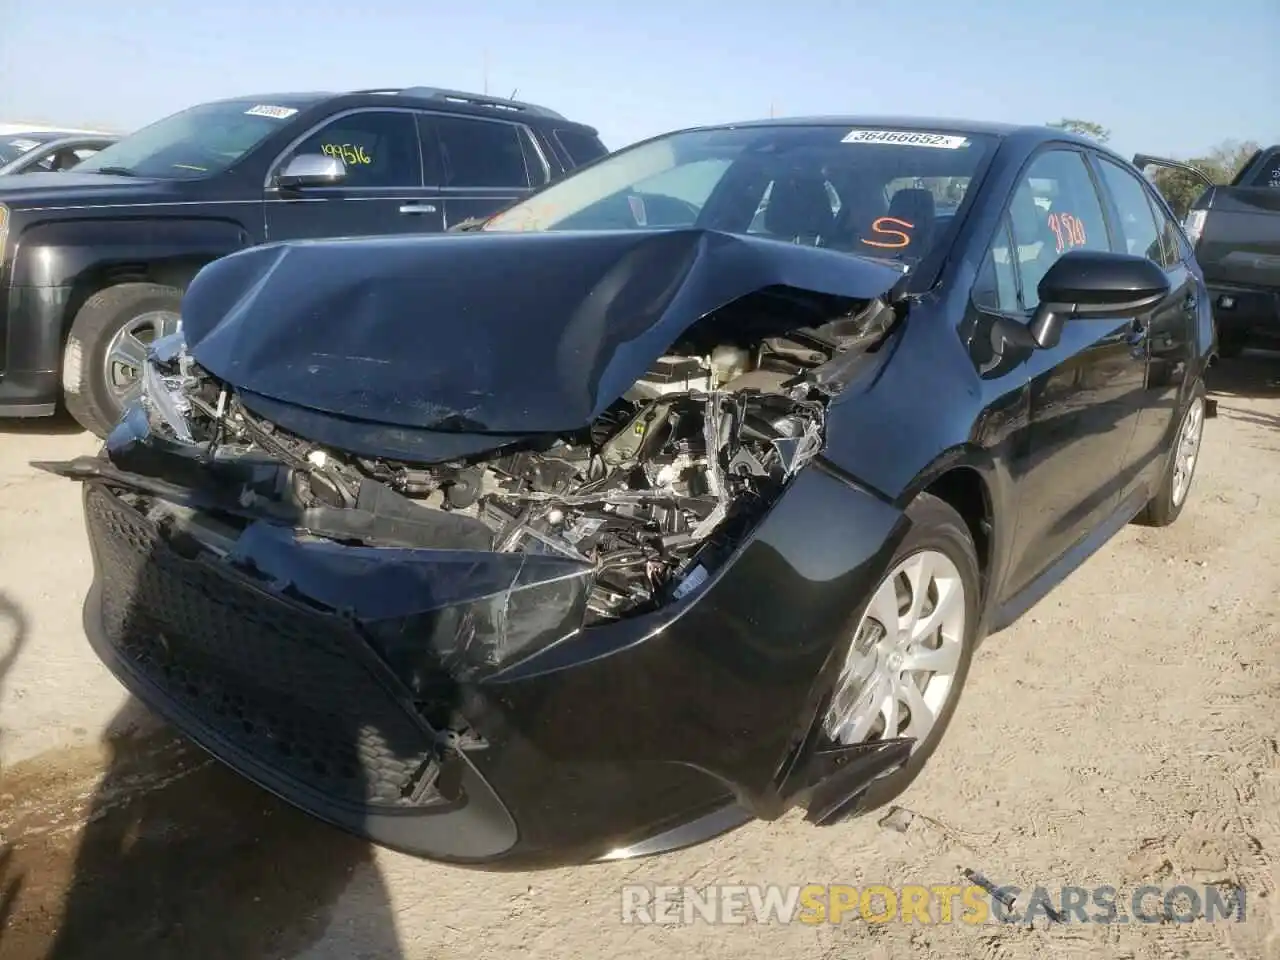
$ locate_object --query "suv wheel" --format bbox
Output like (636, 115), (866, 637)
(62, 283), (183, 437)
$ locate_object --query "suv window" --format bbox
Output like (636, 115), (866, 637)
(554, 128), (608, 166)
(1005, 149), (1110, 310)
(288, 111), (421, 188)
(433, 115), (532, 188)
(1096, 158), (1163, 261)
(1247, 150), (1280, 189)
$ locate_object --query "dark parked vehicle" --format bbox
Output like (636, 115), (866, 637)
(0, 130), (118, 176)
(0, 88), (605, 436)
(44, 117), (1213, 868)
(1139, 147), (1280, 356)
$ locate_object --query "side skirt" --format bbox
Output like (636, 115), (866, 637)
(988, 484), (1150, 634)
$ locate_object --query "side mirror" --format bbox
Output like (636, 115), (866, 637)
(1027, 250), (1171, 349)
(275, 153), (346, 189)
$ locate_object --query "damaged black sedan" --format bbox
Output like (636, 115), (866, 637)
(42, 117), (1215, 867)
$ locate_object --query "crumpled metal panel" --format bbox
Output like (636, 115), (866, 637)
(178, 227), (904, 435)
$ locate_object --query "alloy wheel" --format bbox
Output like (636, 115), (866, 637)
(102, 310), (182, 409)
(823, 549), (966, 749)
(1171, 395), (1205, 508)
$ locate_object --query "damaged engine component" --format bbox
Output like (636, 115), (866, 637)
(125, 293), (891, 624)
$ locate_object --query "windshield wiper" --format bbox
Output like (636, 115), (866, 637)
(93, 166), (138, 177)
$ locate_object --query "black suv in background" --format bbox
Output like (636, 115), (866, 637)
(0, 87), (606, 436)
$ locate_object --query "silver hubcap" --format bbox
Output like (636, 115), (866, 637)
(1171, 395), (1204, 507)
(102, 310), (181, 408)
(824, 549), (966, 749)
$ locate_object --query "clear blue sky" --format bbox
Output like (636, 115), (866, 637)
(2, 0), (1275, 160)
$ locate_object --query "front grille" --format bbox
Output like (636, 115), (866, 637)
(85, 486), (446, 810)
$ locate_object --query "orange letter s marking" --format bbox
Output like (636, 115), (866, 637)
(861, 216), (914, 249)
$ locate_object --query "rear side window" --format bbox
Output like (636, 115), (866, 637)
(433, 115), (532, 188)
(1096, 158), (1163, 261)
(1152, 198), (1186, 268)
(555, 128), (608, 167)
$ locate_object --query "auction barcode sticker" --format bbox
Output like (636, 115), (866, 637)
(842, 129), (969, 149)
(244, 104), (299, 120)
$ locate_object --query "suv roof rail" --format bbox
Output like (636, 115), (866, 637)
(398, 86), (566, 120)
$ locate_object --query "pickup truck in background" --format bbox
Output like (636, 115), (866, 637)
(1138, 146), (1280, 357)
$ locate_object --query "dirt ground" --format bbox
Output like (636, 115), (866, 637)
(1, 355), (1278, 960)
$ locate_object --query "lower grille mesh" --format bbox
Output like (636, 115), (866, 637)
(86, 486), (444, 809)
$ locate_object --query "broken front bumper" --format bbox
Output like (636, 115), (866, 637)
(75, 450), (910, 866)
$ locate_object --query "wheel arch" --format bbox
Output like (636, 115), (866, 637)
(896, 446), (1014, 618)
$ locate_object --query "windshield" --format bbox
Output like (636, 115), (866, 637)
(75, 99), (312, 179)
(0, 133), (57, 166)
(484, 124), (997, 269)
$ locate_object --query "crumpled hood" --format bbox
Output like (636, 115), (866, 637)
(181, 228), (906, 436)
(0, 171), (171, 209)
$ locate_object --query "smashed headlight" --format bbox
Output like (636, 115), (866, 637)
(139, 328), (197, 443)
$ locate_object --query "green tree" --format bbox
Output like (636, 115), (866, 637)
(1048, 118), (1111, 143)
(1146, 139), (1262, 218)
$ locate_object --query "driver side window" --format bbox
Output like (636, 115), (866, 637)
(284, 111), (421, 189)
(1003, 150), (1110, 310)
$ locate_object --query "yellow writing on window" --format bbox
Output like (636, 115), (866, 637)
(322, 143), (372, 166)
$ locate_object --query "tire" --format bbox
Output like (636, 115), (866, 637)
(62, 283), (184, 438)
(1134, 379), (1207, 528)
(815, 492), (982, 817)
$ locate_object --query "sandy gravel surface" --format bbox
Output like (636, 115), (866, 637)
(1, 356), (1277, 960)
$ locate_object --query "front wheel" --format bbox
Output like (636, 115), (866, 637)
(62, 283), (183, 438)
(1134, 380), (1207, 527)
(816, 492), (982, 816)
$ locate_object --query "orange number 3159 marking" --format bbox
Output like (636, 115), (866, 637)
(1047, 212), (1086, 253)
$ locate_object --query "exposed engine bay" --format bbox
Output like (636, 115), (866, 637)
(121, 290), (897, 625)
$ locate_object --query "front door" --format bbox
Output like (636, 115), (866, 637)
(264, 109), (443, 241)
(990, 147), (1150, 598)
(419, 113), (547, 229)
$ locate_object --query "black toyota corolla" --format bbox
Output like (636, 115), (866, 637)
(41, 117), (1215, 868)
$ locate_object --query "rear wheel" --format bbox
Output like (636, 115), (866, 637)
(817, 493), (981, 815)
(62, 283), (183, 438)
(1134, 380), (1206, 527)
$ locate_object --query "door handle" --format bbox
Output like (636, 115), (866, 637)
(399, 202), (438, 215)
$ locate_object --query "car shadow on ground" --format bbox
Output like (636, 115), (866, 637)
(0, 592), (30, 937)
(0, 698), (407, 960)
(8, 480), (418, 960)
(1206, 349), (1280, 401)
(1206, 350), (1280, 436)
(0, 412), (85, 437)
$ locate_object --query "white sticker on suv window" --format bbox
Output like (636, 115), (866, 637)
(244, 104), (299, 120)
(841, 129), (969, 149)
(8, 138), (40, 153)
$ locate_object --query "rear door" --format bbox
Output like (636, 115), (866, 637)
(263, 108), (443, 241)
(419, 112), (549, 228)
(1093, 155), (1197, 494)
